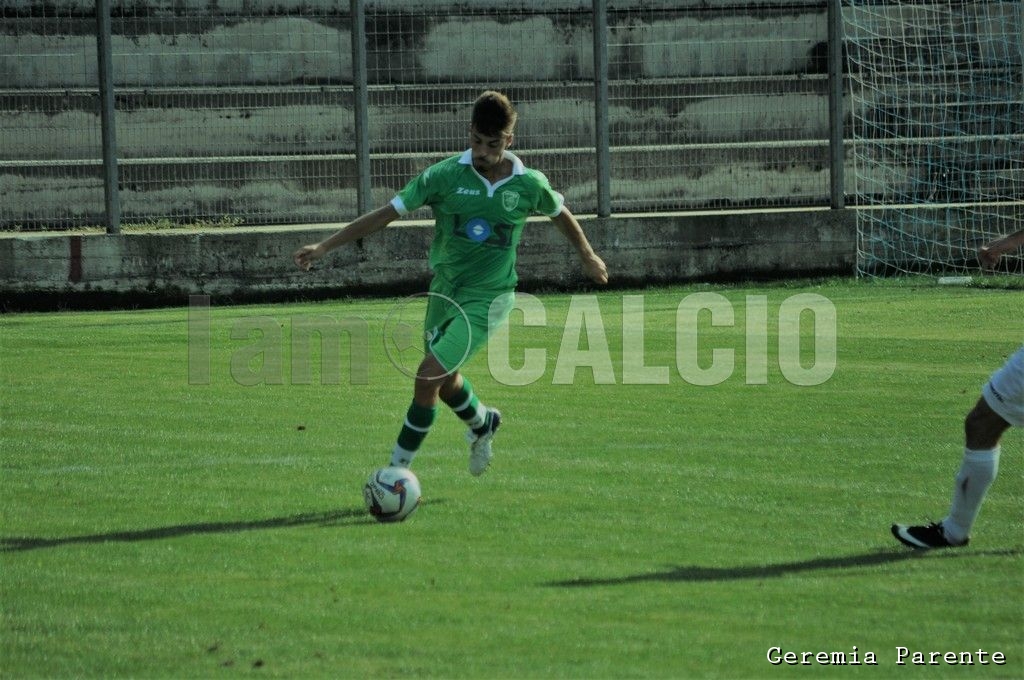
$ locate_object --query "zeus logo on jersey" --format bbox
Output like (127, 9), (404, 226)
(455, 187), (481, 196)
(458, 217), (512, 248)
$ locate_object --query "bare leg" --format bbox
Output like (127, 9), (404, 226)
(964, 397), (1011, 450)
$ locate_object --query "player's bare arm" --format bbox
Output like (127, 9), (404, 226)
(550, 207), (608, 284)
(978, 228), (1024, 269)
(293, 204), (400, 270)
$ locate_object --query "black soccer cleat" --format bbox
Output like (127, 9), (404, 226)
(891, 522), (969, 550)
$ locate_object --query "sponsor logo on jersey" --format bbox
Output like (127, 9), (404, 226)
(456, 187), (482, 196)
(464, 217), (493, 242)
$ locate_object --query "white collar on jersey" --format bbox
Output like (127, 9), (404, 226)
(459, 149), (526, 196)
(458, 149), (526, 176)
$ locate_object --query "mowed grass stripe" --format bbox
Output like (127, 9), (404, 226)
(1, 280), (1021, 678)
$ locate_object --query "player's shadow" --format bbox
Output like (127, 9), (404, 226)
(0, 507), (379, 552)
(547, 548), (1022, 587)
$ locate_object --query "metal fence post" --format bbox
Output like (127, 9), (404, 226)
(593, 0), (611, 218)
(351, 0), (372, 216)
(96, 0), (120, 233)
(827, 0), (845, 209)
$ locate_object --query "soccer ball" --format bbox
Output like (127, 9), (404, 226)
(363, 466), (421, 522)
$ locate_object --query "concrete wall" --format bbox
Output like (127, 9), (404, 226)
(1, 11), (832, 92)
(1, 1), (826, 11)
(0, 210), (856, 309)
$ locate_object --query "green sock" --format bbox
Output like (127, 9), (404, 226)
(443, 377), (487, 431)
(391, 401), (436, 467)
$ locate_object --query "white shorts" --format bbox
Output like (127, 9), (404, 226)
(982, 345), (1024, 427)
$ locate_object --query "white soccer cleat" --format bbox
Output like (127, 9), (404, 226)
(467, 408), (501, 476)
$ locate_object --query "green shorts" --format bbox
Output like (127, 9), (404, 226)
(423, 277), (515, 373)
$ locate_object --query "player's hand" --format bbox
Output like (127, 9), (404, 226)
(978, 245), (1001, 269)
(293, 244), (324, 271)
(582, 253), (608, 285)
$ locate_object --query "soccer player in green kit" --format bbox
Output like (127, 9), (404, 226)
(294, 91), (608, 475)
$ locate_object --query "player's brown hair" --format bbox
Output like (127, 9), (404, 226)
(471, 90), (517, 138)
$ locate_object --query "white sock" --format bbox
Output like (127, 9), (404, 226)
(943, 446), (999, 542)
(390, 444), (416, 468)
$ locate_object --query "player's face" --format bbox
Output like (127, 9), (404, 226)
(469, 126), (512, 173)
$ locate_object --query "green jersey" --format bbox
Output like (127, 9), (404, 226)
(390, 150), (564, 292)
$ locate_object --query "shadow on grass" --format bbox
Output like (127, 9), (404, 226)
(547, 548), (1022, 587)
(1, 507), (382, 552)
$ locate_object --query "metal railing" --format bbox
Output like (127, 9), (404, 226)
(1, 0), (846, 232)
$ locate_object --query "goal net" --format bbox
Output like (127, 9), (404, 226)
(843, 0), (1023, 277)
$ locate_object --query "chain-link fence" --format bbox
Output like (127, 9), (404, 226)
(1, 0), (842, 231)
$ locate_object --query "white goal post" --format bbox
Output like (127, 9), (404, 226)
(842, 0), (1023, 277)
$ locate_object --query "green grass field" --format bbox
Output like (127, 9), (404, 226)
(2, 280), (1022, 678)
